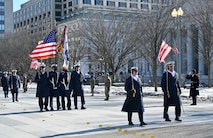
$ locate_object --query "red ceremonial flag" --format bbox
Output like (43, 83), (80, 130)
(158, 40), (172, 63)
(57, 26), (66, 53)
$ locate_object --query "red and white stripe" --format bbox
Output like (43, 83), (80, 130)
(158, 41), (172, 63)
(29, 42), (57, 60)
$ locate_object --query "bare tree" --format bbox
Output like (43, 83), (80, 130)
(137, 6), (175, 91)
(185, 0), (213, 87)
(80, 12), (141, 81)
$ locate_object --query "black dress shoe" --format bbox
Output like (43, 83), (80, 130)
(175, 118), (182, 122)
(165, 118), (171, 122)
(45, 108), (49, 111)
(81, 106), (86, 110)
(75, 107), (78, 109)
(140, 121), (147, 126)
(51, 108), (54, 111)
(128, 122), (134, 125)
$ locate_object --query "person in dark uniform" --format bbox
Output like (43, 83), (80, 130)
(9, 70), (21, 102)
(121, 67), (147, 126)
(35, 63), (50, 111)
(71, 64), (86, 110)
(1, 72), (9, 98)
(161, 61), (182, 122)
(186, 69), (199, 105)
(49, 64), (60, 110)
(59, 67), (71, 110)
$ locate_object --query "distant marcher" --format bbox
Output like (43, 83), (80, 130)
(49, 64), (60, 110)
(9, 70), (21, 102)
(23, 73), (28, 93)
(90, 75), (95, 96)
(71, 64), (86, 110)
(121, 67), (147, 126)
(161, 61), (182, 122)
(59, 67), (72, 110)
(1, 72), (9, 98)
(35, 63), (50, 111)
(186, 69), (199, 105)
(104, 73), (111, 100)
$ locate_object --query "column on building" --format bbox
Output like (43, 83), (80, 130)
(186, 25), (193, 73)
(198, 26), (205, 75)
(91, 0), (95, 6)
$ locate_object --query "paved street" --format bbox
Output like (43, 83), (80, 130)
(0, 85), (213, 138)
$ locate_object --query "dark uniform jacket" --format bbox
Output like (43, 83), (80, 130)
(122, 76), (144, 112)
(186, 74), (199, 96)
(58, 71), (71, 97)
(1, 76), (9, 91)
(161, 71), (181, 106)
(9, 75), (21, 93)
(71, 71), (84, 97)
(35, 71), (50, 97)
(49, 71), (60, 97)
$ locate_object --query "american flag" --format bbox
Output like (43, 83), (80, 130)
(44, 29), (57, 43)
(29, 30), (57, 60)
(158, 40), (172, 63)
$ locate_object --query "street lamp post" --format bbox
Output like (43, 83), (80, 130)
(171, 7), (184, 84)
(98, 57), (104, 83)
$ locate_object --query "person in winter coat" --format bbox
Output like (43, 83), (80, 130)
(71, 64), (86, 110)
(9, 70), (21, 102)
(49, 64), (60, 110)
(58, 67), (72, 110)
(35, 63), (50, 111)
(186, 69), (199, 105)
(1, 72), (9, 98)
(122, 67), (147, 126)
(104, 73), (111, 100)
(161, 61), (182, 122)
(90, 75), (95, 96)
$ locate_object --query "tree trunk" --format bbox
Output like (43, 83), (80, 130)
(208, 62), (211, 87)
(152, 58), (158, 92)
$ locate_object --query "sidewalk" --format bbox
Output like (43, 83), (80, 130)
(0, 85), (213, 138)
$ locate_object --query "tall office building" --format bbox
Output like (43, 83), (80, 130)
(0, 0), (13, 37)
(13, 0), (61, 36)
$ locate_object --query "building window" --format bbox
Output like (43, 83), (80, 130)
(130, 3), (137, 8)
(74, 0), (78, 5)
(152, 0), (159, 3)
(69, 2), (72, 6)
(107, 1), (115, 6)
(151, 5), (158, 10)
(55, 4), (62, 9)
(83, 0), (91, 4)
(118, 2), (126, 7)
(95, 0), (103, 5)
(141, 4), (148, 9)
(141, 0), (148, 2)
(64, 3), (67, 8)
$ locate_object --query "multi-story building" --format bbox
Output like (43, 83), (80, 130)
(57, 0), (176, 81)
(13, 0), (62, 37)
(0, 0), (13, 37)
